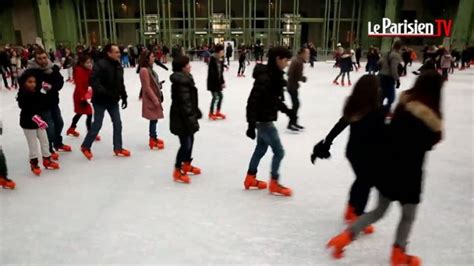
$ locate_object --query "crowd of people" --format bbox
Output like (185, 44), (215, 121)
(0, 38), (473, 265)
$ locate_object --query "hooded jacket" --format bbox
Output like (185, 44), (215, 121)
(169, 72), (201, 136)
(246, 64), (291, 126)
(207, 55), (225, 92)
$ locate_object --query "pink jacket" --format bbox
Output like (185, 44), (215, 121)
(140, 68), (164, 120)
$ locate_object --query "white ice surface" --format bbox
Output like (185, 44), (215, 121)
(0, 61), (473, 265)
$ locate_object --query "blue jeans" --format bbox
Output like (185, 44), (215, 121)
(82, 102), (122, 150)
(379, 74), (395, 113)
(175, 135), (194, 168)
(149, 120), (158, 138)
(248, 122), (285, 179)
(210, 91), (223, 113)
(40, 105), (64, 152)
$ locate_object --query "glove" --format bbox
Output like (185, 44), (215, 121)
(396, 79), (401, 88)
(42, 82), (52, 91)
(302, 76), (307, 83)
(197, 109), (203, 120)
(32, 115), (48, 130)
(121, 98), (128, 109)
(246, 124), (256, 140)
(310, 140), (331, 164)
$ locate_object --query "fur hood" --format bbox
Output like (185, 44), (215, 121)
(398, 91), (443, 132)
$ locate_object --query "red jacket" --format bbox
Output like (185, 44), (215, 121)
(73, 65), (93, 115)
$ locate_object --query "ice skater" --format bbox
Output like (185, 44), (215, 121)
(80, 44), (130, 160)
(332, 49), (353, 86)
(138, 50), (165, 150)
(66, 54), (99, 141)
(378, 41), (402, 114)
(311, 75), (386, 234)
(237, 49), (250, 77)
(327, 70), (444, 266)
(287, 47), (309, 131)
(28, 48), (70, 160)
(207, 44), (226, 120)
(17, 70), (59, 176)
(244, 46), (295, 197)
(169, 55), (202, 184)
(0, 121), (15, 189)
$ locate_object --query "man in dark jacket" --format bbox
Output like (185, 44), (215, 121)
(244, 46), (294, 197)
(27, 49), (69, 158)
(207, 44), (226, 120)
(225, 43), (233, 65)
(81, 44), (130, 160)
(287, 47), (309, 131)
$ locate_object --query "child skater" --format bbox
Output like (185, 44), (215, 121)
(169, 56), (202, 184)
(138, 50), (165, 150)
(311, 75), (386, 233)
(333, 49), (353, 86)
(237, 49), (251, 77)
(0, 121), (16, 189)
(17, 70), (60, 176)
(66, 54), (100, 141)
(326, 70), (444, 266)
(244, 46), (295, 196)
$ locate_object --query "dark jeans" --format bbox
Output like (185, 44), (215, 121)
(175, 135), (194, 168)
(82, 102), (122, 150)
(70, 114), (92, 131)
(310, 56), (316, 67)
(226, 56), (231, 65)
(41, 105), (65, 152)
(149, 120), (158, 138)
(0, 67), (9, 87)
(288, 89), (299, 124)
(334, 70), (350, 82)
(248, 122), (285, 179)
(348, 157), (374, 216)
(379, 74), (396, 113)
(0, 150), (7, 177)
(238, 61), (246, 74)
(442, 68), (448, 80)
(210, 91), (223, 113)
(402, 61), (409, 76)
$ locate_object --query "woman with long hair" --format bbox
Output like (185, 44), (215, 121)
(138, 50), (165, 150)
(312, 74), (386, 232)
(327, 70), (444, 266)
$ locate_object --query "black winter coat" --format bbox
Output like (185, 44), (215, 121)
(226, 46), (233, 57)
(17, 88), (47, 129)
(169, 72), (202, 136)
(339, 54), (353, 72)
(207, 56), (225, 92)
(28, 65), (64, 108)
(246, 64), (291, 126)
(324, 109), (387, 181)
(90, 57), (127, 105)
(377, 92), (442, 204)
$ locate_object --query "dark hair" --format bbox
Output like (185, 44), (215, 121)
(103, 43), (117, 54)
(405, 70), (443, 117)
(77, 53), (91, 66)
(172, 55), (190, 72)
(267, 46), (292, 71)
(18, 69), (37, 88)
(343, 74), (380, 121)
(34, 48), (47, 57)
(138, 50), (153, 69)
(298, 47), (308, 55)
(214, 44), (224, 53)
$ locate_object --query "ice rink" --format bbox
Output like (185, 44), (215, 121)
(0, 60), (472, 265)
